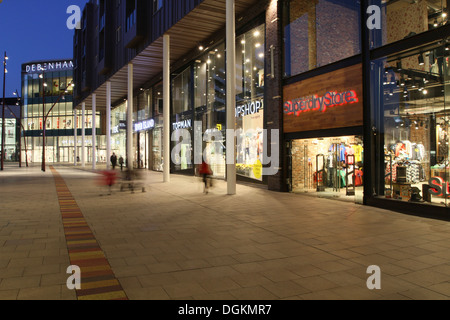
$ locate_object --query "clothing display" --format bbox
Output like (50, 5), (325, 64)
(322, 142), (363, 189)
(385, 140), (427, 184)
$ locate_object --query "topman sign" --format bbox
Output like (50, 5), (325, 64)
(24, 61), (74, 74)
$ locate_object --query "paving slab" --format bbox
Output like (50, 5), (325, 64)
(1, 163), (450, 300)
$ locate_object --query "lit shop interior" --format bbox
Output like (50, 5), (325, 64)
(291, 136), (364, 202)
(372, 39), (450, 206)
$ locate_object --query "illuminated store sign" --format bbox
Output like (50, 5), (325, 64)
(134, 119), (155, 132)
(25, 61), (74, 74)
(429, 177), (450, 198)
(236, 98), (264, 118)
(112, 121), (126, 134)
(173, 119), (192, 130)
(284, 90), (358, 116)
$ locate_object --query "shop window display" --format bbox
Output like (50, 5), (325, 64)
(372, 39), (450, 206)
(194, 43), (226, 179)
(235, 24), (265, 181)
(172, 67), (194, 172)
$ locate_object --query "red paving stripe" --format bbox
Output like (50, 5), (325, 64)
(50, 166), (128, 301)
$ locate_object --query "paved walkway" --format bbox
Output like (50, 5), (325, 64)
(1, 163), (450, 300)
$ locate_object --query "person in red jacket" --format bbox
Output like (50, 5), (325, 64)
(199, 161), (213, 194)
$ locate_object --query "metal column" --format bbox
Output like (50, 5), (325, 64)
(92, 94), (96, 170)
(74, 108), (77, 166)
(106, 81), (111, 170)
(226, 0), (236, 195)
(81, 102), (86, 167)
(127, 64), (133, 170)
(163, 34), (171, 183)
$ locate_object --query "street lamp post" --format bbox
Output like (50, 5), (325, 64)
(41, 73), (46, 172)
(1, 51), (7, 171)
(13, 90), (28, 168)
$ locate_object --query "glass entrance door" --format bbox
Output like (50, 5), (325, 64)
(291, 135), (364, 203)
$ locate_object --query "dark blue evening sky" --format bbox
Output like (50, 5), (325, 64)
(0, 0), (88, 97)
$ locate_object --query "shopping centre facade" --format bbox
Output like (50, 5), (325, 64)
(70, 0), (450, 219)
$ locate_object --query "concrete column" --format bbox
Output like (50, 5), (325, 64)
(226, 0), (236, 195)
(127, 63), (133, 170)
(163, 34), (171, 183)
(74, 108), (77, 166)
(106, 81), (111, 170)
(92, 93), (96, 170)
(81, 102), (86, 167)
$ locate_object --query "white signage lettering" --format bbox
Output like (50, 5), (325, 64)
(134, 119), (155, 132)
(172, 119), (192, 131)
(25, 61), (74, 74)
(236, 98), (264, 118)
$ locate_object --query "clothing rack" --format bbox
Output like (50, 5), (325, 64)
(346, 154), (356, 196)
(385, 154), (393, 197)
(316, 154), (326, 192)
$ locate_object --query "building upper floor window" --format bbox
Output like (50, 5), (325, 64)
(153, 0), (163, 13)
(282, 0), (361, 78)
(126, 0), (136, 32)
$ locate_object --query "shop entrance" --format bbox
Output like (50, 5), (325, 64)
(289, 135), (364, 203)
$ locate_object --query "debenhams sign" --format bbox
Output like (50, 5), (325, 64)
(24, 61), (74, 74)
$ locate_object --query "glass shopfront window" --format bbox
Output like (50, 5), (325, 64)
(194, 43), (226, 179)
(371, 39), (450, 206)
(369, 0), (449, 49)
(172, 67), (193, 172)
(282, 0), (361, 77)
(111, 102), (127, 161)
(152, 83), (164, 172)
(0, 119), (17, 162)
(236, 24), (265, 181)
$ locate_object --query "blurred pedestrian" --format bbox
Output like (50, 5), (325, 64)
(199, 161), (213, 194)
(119, 155), (124, 171)
(111, 152), (117, 169)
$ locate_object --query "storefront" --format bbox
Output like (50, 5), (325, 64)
(21, 59), (105, 165)
(370, 39), (450, 209)
(111, 101), (127, 164)
(235, 24), (265, 182)
(0, 118), (19, 162)
(134, 118), (155, 169)
(284, 63), (364, 203)
(167, 23), (265, 181)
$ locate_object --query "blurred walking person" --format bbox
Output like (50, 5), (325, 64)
(199, 161), (213, 194)
(119, 155), (124, 171)
(111, 152), (117, 170)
